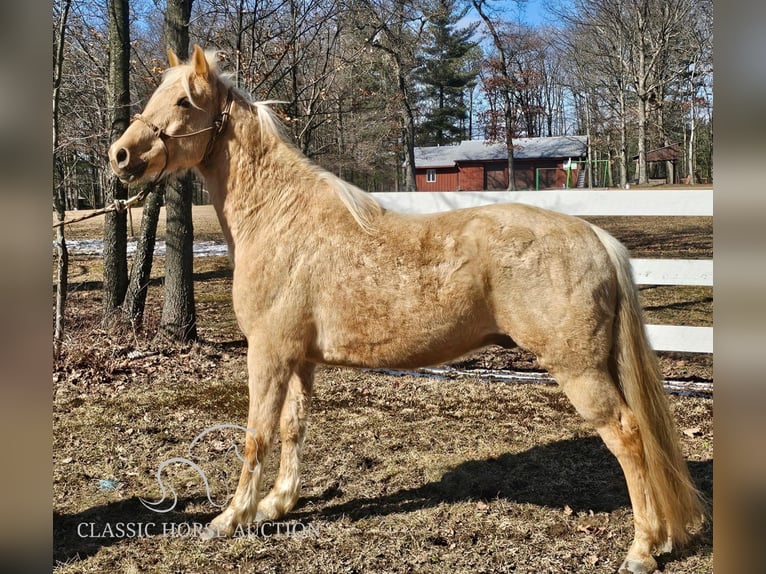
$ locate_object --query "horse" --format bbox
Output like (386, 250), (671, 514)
(109, 45), (703, 573)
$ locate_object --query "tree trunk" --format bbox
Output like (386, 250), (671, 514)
(103, 0), (131, 326)
(389, 54), (417, 192)
(402, 111), (418, 192)
(505, 102), (516, 191)
(161, 175), (197, 340)
(124, 188), (163, 327)
(657, 93), (673, 184)
(161, 0), (198, 341)
(470, 1), (515, 191)
(687, 68), (696, 184)
(584, 92), (593, 189)
(618, 88), (628, 187)
(636, 95), (648, 185)
(53, 0), (72, 357)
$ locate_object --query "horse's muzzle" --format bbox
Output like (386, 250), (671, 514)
(109, 144), (147, 183)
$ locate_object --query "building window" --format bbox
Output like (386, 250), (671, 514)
(426, 169), (436, 183)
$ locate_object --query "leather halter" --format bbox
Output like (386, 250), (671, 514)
(130, 88), (234, 183)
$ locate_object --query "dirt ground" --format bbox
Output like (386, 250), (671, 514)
(53, 207), (713, 573)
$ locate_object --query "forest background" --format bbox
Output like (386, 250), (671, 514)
(51, 0), (714, 345)
(53, 0), (714, 207)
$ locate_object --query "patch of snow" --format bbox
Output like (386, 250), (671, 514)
(54, 239), (229, 258)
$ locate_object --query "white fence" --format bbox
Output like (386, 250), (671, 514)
(371, 189), (713, 354)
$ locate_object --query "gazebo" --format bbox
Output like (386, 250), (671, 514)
(633, 144), (681, 184)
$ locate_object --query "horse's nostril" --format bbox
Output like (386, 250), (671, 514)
(115, 148), (129, 167)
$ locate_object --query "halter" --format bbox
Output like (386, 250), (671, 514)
(130, 88), (234, 183)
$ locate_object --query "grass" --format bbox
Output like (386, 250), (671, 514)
(53, 350), (713, 573)
(53, 206), (713, 572)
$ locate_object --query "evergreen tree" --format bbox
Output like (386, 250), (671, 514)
(416, 0), (480, 146)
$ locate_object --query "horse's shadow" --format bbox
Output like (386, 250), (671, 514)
(53, 436), (713, 566)
(297, 436), (712, 522)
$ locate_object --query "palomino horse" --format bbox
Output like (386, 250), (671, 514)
(109, 46), (702, 573)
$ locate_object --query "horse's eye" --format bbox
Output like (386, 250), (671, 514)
(176, 97), (191, 108)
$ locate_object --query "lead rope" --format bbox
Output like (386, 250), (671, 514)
(52, 183), (158, 229)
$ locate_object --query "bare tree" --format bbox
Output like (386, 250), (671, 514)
(160, 0), (198, 341)
(469, 0), (517, 190)
(354, 0), (427, 191)
(682, 0), (713, 184)
(53, 0), (73, 357)
(627, 0), (691, 184)
(561, 0), (693, 185)
(54, 1), (106, 210)
(123, 188), (163, 327)
(103, 0), (131, 325)
(558, 23), (626, 186)
(121, 20), (167, 329)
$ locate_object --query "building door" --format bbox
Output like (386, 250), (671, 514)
(485, 165), (506, 190)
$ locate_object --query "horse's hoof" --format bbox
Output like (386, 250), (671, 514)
(657, 538), (673, 554)
(255, 495), (293, 522)
(202, 510), (236, 539)
(617, 558), (658, 574)
(200, 524), (225, 540)
(255, 510), (269, 523)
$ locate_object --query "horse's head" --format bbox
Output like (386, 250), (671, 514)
(109, 45), (228, 184)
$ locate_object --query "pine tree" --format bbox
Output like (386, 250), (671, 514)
(416, 0), (480, 146)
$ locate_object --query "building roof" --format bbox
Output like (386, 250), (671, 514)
(414, 136), (588, 168)
(632, 144), (681, 162)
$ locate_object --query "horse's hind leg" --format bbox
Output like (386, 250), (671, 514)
(256, 362), (315, 521)
(554, 366), (662, 573)
(204, 339), (294, 537)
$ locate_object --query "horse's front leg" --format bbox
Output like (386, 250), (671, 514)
(204, 340), (294, 538)
(256, 362), (315, 521)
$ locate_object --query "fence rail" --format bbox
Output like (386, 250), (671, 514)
(371, 189), (713, 354)
(371, 189), (713, 216)
(630, 259), (713, 287)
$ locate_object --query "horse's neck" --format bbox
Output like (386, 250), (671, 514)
(199, 114), (318, 250)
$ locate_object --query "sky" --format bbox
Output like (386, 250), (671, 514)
(467, 0), (553, 30)
(518, 0), (550, 28)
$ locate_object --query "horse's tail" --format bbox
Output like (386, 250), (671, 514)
(590, 224), (704, 549)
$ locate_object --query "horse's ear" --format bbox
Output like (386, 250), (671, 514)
(167, 48), (181, 68)
(191, 44), (209, 80)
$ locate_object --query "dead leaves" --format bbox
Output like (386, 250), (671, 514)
(562, 506), (612, 538)
(53, 326), (242, 403)
(585, 553), (600, 566)
(558, 506), (611, 567)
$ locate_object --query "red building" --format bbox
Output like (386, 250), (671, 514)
(413, 137), (588, 191)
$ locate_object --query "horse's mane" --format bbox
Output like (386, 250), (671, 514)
(164, 51), (382, 233)
(250, 102), (383, 233)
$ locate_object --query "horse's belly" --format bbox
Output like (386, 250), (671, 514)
(310, 301), (495, 369)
